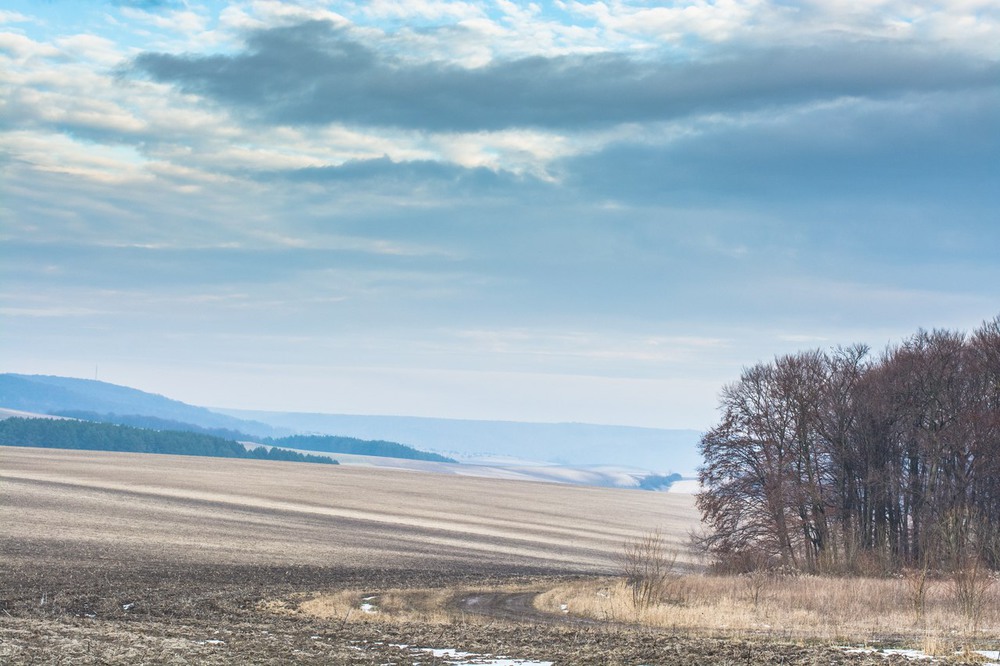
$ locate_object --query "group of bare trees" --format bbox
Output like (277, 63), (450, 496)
(697, 316), (1000, 574)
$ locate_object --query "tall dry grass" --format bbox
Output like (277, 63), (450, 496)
(299, 588), (458, 625)
(297, 582), (541, 626)
(535, 573), (1000, 651)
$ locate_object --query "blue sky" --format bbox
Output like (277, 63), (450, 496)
(1, 0), (998, 429)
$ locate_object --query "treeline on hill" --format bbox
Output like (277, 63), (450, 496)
(52, 410), (251, 442)
(0, 418), (337, 465)
(49, 411), (455, 462)
(697, 316), (1000, 574)
(273, 435), (457, 463)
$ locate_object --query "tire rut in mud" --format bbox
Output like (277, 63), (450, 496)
(454, 591), (601, 626)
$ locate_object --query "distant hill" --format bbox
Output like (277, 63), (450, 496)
(0, 417), (336, 465)
(218, 410), (704, 474)
(0, 375), (458, 464)
(52, 410), (258, 442)
(45, 410), (457, 463)
(0, 374), (284, 437)
(0, 373), (703, 479)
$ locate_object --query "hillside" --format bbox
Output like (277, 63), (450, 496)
(0, 376), (451, 465)
(219, 410), (703, 475)
(0, 374), (282, 437)
(0, 374), (701, 486)
(274, 434), (455, 463)
(0, 417), (336, 465)
(3, 446), (700, 572)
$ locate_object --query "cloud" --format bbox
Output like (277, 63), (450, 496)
(131, 20), (1000, 131)
(564, 87), (1000, 206)
(0, 10), (31, 24)
(111, 1), (181, 8)
(270, 155), (535, 193)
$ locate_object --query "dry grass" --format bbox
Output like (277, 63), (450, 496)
(298, 584), (536, 626)
(299, 587), (458, 625)
(535, 573), (1000, 650)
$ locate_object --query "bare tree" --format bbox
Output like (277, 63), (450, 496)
(697, 315), (1000, 575)
(619, 530), (680, 609)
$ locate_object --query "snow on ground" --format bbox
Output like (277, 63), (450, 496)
(260, 444), (696, 491)
(0, 408), (70, 420)
(392, 645), (553, 665)
(841, 647), (1000, 664)
(666, 479), (702, 494)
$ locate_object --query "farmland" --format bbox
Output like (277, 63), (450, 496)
(0, 447), (989, 664)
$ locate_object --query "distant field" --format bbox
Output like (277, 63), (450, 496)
(2, 446), (700, 573)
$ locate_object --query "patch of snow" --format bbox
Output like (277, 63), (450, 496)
(975, 651), (1000, 665)
(666, 479), (701, 494)
(393, 645), (552, 665)
(841, 647), (936, 661)
(0, 408), (71, 421)
(289, 448), (689, 491)
(240, 441), (272, 451)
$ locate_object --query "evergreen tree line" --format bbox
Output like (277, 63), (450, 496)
(52, 410), (253, 442)
(48, 411), (455, 463)
(274, 434), (456, 463)
(0, 417), (338, 465)
(697, 316), (1000, 574)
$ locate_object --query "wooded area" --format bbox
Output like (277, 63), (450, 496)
(0, 418), (337, 465)
(697, 316), (1000, 574)
(274, 434), (457, 462)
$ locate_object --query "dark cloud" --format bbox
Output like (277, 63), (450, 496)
(132, 20), (1000, 131)
(565, 87), (1000, 208)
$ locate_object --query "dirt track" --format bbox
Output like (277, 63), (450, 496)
(0, 447), (979, 664)
(454, 590), (612, 629)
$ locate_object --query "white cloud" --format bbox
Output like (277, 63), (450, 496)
(119, 7), (210, 34)
(0, 306), (107, 318)
(0, 10), (31, 24)
(53, 33), (124, 66)
(451, 328), (729, 366)
(0, 32), (60, 60)
(3, 131), (151, 184)
(362, 0), (486, 21)
(219, 0), (349, 32)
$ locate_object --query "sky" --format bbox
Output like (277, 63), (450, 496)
(1, 0), (998, 430)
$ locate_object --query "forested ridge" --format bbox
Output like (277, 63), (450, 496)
(274, 434), (456, 463)
(0, 417), (337, 465)
(44, 411), (454, 462)
(697, 316), (1000, 573)
(52, 410), (252, 442)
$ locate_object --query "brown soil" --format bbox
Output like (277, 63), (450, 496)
(0, 448), (982, 664)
